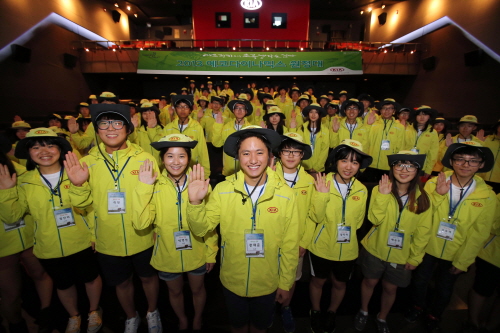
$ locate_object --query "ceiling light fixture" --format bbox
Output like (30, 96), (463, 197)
(134, 14), (137, 18)
(114, 3), (119, 7)
(127, 6), (131, 11)
(360, 10), (364, 14)
(368, 7), (372, 12)
(382, 5), (386, 9)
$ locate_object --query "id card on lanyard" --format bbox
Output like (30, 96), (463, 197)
(244, 181), (266, 258)
(103, 156), (131, 214)
(387, 197), (408, 249)
(437, 180), (472, 241)
(54, 207), (76, 229)
(335, 177), (353, 243)
(380, 120), (394, 151)
(174, 230), (193, 250)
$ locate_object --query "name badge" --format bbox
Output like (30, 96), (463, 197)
(437, 221), (456, 241)
(108, 190), (126, 214)
(3, 219), (26, 232)
(387, 231), (404, 249)
(337, 225), (351, 243)
(410, 147), (420, 153)
(245, 229), (264, 258)
(174, 230), (193, 251)
(381, 140), (390, 150)
(54, 208), (76, 229)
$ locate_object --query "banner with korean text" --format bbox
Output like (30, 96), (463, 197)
(137, 51), (362, 75)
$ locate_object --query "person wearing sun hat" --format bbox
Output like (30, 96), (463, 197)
(188, 79), (200, 100)
(395, 107), (414, 141)
(88, 94), (99, 104)
(317, 95), (331, 109)
(262, 105), (288, 135)
(405, 141), (495, 331)
(97, 91), (119, 104)
(194, 95), (211, 122)
(274, 85), (292, 111)
(134, 102), (164, 165)
(479, 119), (500, 193)
(338, 90), (348, 105)
(77, 102), (90, 119)
(287, 94), (310, 129)
(404, 105), (439, 178)
(219, 80), (235, 100)
(293, 103), (330, 176)
(308, 139), (372, 333)
(1, 127), (104, 333)
(431, 118), (451, 174)
(159, 93), (177, 126)
(331, 99), (375, 150)
(358, 94), (378, 125)
(163, 95), (210, 180)
(326, 91), (335, 101)
(272, 132), (314, 333)
(186, 126), (299, 333)
(206, 81), (217, 97)
(362, 98), (407, 182)
(64, 104), (163, 333)
(132, 134), (218, 332)
(322, 101), (340, 128)
(356, 150), (432, 333)
(8, 121), (32, 166)
(212, 95), (253, 177)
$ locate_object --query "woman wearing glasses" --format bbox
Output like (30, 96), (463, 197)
(355, 151), (432, 333)
(308, 139), (372, 333)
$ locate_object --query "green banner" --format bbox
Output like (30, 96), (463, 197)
(137, 51), (362, 75)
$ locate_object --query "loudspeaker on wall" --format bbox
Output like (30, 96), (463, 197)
(378, 13), (387, 25)
(422, 56), (436, 71)
(11, 44), (31, 63)
(63, 53), (77, 68)
(464, 49), (484, 67)
(112, 10), (121, 23)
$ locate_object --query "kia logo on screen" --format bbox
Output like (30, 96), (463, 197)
(241, 0), (263, 10)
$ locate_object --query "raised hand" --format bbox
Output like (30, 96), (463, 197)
(259, 121), (266, 128)
(476, 129), (485, 141)
(255, 107), (261, 117)
(13, 115), (23, 122)
(188, 164), (210, 205)
(138, 159), (157, 185)
(63, 152), (89, 187)
(367, 111), (377, 125)
(197, 108), (204, 120)
(67, 117), (79, 134)
(215, 112), (223, 124)
(131, 114), (140, 129)
(445, 133), (453, 147)
(0, 164), (17, 189)
(332, 117), (340, 133)
(314, 173), (330, 193)
(378, 174), (392, 194)
(435, 172), (451, 195)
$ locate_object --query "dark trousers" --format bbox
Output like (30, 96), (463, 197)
(410, 253), (460, 318)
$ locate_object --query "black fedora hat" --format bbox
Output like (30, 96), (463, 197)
(441, 142), (494, 173)
(223, 126), (282, 158)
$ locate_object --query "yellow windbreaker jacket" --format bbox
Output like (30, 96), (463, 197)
(330, 118), (371, 149)
(366, 118), (408, 170)
(297, 122), (331, 172)
(405, 125), (439, 175)
(362, 187), (433, 266)
(135, 124), (164, 165)
(423, 172), (496, 271)
(186, 169), (299, 297)
(69, 141), (157, 257)
(132, 170), (218, 273)
(211, 119), (251, 176)
(477, 193), (500, 268)
(480, 135), (500, 183)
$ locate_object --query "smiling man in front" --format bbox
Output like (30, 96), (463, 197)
(186, 126), (300, 333)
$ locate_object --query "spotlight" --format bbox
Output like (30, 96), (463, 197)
(266, 47), (269, 51)
(139, 47), (143, 50)
(134, 13), (138, 18)
(113, 48), (116, 52)
(114, 3), (119, 7)
(364, 78), (368, 81)
(154, 77), (158, 79)
(233, 47), (236, 50)
(199, 47), (203, 51)
(382, 5), (386, 9)
(186, 76), (189, 79)
(368, 7), (372, 12)
(267, 77), (270, 79)
(207, 77), (210, 79)
(336, 78), (340, 80)
(360, 10), (364, 14)
(85, 48), (89, 52)
(240, 77), (243, 79)
(146, 22), (151, 28)
(384, 49), (387, 53)
(103, 8), (107, 12)
(127, 6), (131, 11)
(410, 50), (414, 54)
(300, 47), (304, 51)
(121, 77), (124, 80)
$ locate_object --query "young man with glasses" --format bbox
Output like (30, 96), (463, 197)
(164, 95), (210, 179)
(405, 141), (495, 331)
(362, 99), (408, 183)
(64, 104), (163, 333)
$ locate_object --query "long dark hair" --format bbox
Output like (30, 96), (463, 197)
(0, 152), (16, 176)
(325, 147), (364, 175)
(266, 119), (285, 135)
(413, 111), (434, 133)
(24, 137), (70, 171)
(389, 161), (430, 214)
(304, 111), (322, 135)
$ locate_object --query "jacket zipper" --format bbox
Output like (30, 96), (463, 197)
(314, 225), (325, 244)
(154, 235), (160, 255)
(367, 227), (377, 239)
(115, 152), (129, 255)
(220, 241), (225, 267)
(17, 228), (25, 250)
(277, 248), (281, 274)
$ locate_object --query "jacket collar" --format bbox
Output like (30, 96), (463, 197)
(328, 172), (364, 197)
(228, 168), (285, 202)
(275, 162), (313, 189)
(90, 140), (142, 160)
(158, 168), (192, 190)
(437, 171), (492, 200)
(19, 167), (68, 186)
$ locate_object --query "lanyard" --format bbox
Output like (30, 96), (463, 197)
(382, 119), (394, 139)
(39, 167), (64, 207)
(346, 121), (357, 139)
(282, 164), (300, 188)
(178, 121), (187, 133)
(103, 155), (132, 189)
(310, 130), (317, 149)
(448, 179), (473, 220)
(334, 176), (353, 224)
(394, 196), (409, 231)
(414, 128), (425, 147)
(174, 175), (188, 229)
(244, 180), (267, 230)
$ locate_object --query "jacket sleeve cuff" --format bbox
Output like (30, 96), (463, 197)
(0, 187), (18, 201)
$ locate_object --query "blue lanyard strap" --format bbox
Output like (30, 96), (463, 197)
(334, 176), (353, 224)
(448, 179), (473, 219)
(175, 176), (187, 229)
(383, 120), (394, 139)
(103, 156), (132, 188)
(39, 167), (64, 206)
(310, 131), (316, 148)
(394, 196), (409, 231)
(244, 180), (267, 230)
(282, 164), (300, 188)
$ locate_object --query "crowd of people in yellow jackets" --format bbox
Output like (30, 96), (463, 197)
(0, 82), (499, 333)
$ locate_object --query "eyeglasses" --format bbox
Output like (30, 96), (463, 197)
(393, 163), (417, 172)
(346, 106), (359, 111)
(281, 149), (303, 157)
(381, 106), (395, 111)
(175, 105), (190, 110)
(234, 107), (246, 111)
(452, 158), (482, 167)
(97, 120), (125, 130)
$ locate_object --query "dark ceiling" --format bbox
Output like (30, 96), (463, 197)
(104, 0), (407, 26)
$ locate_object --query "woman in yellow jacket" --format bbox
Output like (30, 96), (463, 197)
(308, 140), (372, 333)
(136, 102), (165, 165)
(355, 151), (432, 333)
(330, 99), (375, 149)
(405, 106), (440, 177)
(186, 127), (299, 333)
(480, 120), (500, 193)
(261, 106), (288, 135)
(211, 97), (252, 176)
(132, 134), (218, 332)
(431, 118), (450, 175)
(464, 193), (500, 332)
(0, 141), (53, 333)
(294, 103), (330, 176)
(8, 121), (31, 166)
(0, 128), (102, 333)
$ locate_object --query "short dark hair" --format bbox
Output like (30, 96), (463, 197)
(278, 139), (304, 152)
(159, 146), (192, 165)
(450, 146), (484, 160)
(327, 147), (364, 174)
(96, 113), (132, 133)
(235, 132), (272, 157)
(25, 137), (70, 171)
